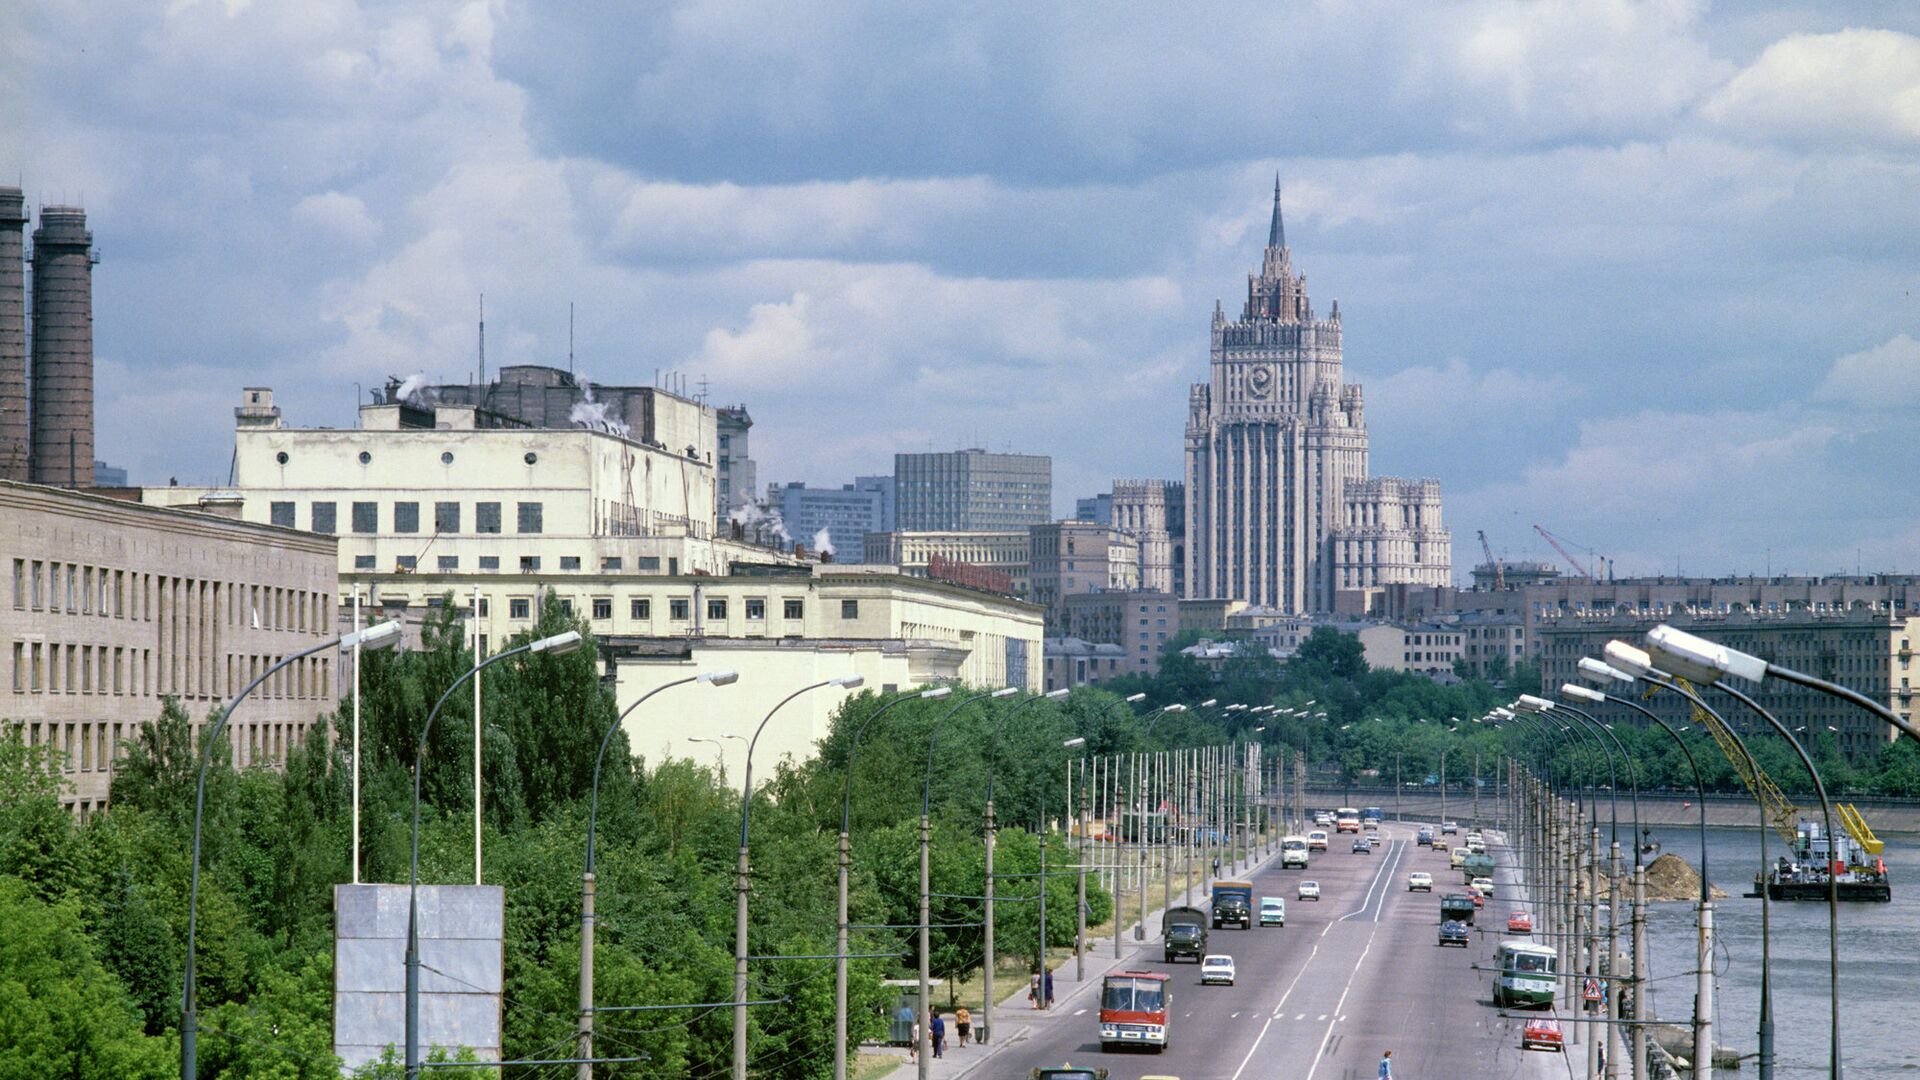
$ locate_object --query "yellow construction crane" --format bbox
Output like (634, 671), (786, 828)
(1653, 677), (1883, 856)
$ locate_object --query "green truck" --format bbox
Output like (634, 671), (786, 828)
(1163, 905), (1209, 963)
(1462, 852), (1495, 883)
(1440, 893), (1478, 926)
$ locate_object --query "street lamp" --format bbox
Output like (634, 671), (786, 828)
(833, 686), (951, 1080)
(918, 687), (1017, 1079)
(183, 620), (404, 1080)
(1135, 704), (1188, 940)
(580, 669), (737, 1079)
(734, 674), (865, 1080)
(407, 628), (582, 1080)
(979, 688), (1070, 1007)
(688, 733), (746, 776)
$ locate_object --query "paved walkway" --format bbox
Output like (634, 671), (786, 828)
(870, 844), (1291, 1080)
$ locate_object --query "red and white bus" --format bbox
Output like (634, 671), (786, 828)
(1098, 970), (1171, 1052)
(1335, 807), (1362, 833)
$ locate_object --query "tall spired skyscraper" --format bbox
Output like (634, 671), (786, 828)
(1184, 181), (1450, 612)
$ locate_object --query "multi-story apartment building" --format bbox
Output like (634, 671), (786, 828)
(4, 479), (338, 815)
(895, 448), (1051, 532)
(1060, 590), (1179, 675)
(1026, 521), (1141, 634)
(862, 530), (1031, 596)
(1043, 637), (1128, 691)
(1184, 182), (1449, 612)
(776, 480), (889, 558)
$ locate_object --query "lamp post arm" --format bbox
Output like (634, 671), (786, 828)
(923, 690), (1003, 818)
(183, 633), (351, 1080)
(587, 674), (702, 875)
(985, 694), (1055, 810)
(1766, 663), (1920, 742)
(741, 680), (835, 846)
(1554, 703), (1624, 849)
(841, 691), (927, 834)
(413, 642), (538, 883)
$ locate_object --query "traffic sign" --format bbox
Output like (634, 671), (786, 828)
(1583, 977), (1603, 1003)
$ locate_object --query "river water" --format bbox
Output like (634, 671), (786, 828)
(1634, 823), (1915, 1077)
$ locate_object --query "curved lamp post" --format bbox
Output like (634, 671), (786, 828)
(1642, 626), (1842, 1080)
(688, 733), (745, 777)
(981, 689), (1069, 1023)
(917, 687), (1017, 1079)
(731, 674), (865, 1080)
(407, 628), (583, 1080)
(579, 668), (738, 1080)
(832, 686), (952, 1080)
(183, 619), (404, 1080)
(1135, 704), (1188, 941)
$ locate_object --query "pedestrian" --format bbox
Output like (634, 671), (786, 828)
(1043, 968), (1054, 1008)
(930, 1009), (946, 1059)
(955, 1005), (971, 1047)
(1378, 1049), (1393, 1078)
(908, 1012), (919, 1062)
(1029, 972), (1042, 1010)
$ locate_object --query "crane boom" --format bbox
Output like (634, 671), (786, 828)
(1653, 677), (1800, 849)
(1533, 524), (1591, 579)
(1477, 529), (1505, 590)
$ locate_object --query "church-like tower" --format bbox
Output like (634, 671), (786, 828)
(1184, 180), (1448, 611)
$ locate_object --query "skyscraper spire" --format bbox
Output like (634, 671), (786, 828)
(1268, 173), (1285, 250)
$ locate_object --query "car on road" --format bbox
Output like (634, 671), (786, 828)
(1507, 910), (1534, 933)
(1306, 830), (1329, 851)
(1471, 876), (1496, 898)
(1467, 836), (1486, 855)
(1200, 954), (1237, 986)
(1352, 836), (1373, 854)
(1314, 811), (1334, 827)
(1522, 1017), (1565, 1052)
(1441, 820), (1459, 835)
(1030, 1070), (1110, 1080)
(1466, 886), (1486, 907)
(1438, 919), (1470, 947)
(1417, 826), (1435, 847)
(1298, 880), (1321, 901)
(1259, 897), (1286, 927)
(1450, 846), (1470, 869)
(1407, 871), (1433, 892)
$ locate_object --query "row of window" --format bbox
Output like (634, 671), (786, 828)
(270, 500), (543, 535)
(12, 559), (329, 637)
(350, 553), (677, 574)
(9, 639), (331, 701)
(10, 716), (308, 777)
(494, 596), (857, 622)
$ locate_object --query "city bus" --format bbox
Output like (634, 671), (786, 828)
(1334, 807), (1361, 833)
(1098, 970), (1172, 1052)
(1492, 940), (1558, 1008)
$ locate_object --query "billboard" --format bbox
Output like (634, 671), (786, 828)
(334, 883), (505, 1072)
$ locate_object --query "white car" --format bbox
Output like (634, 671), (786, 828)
(1307, 830), (1329, 851)
(1298, 880), (1321, 901)
(1201, 954), (1237, 985)
(1407, 871), (1433, 892)
(1471, 876), (1496, 898)
(1441, 821), (1459, 835)
(1314, 811), (1334, 827)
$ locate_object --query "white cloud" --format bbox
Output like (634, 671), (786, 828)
(1814, 333), (1920, 407)
(1701, 29), (1920, 146)
(291, 191), (381, 247)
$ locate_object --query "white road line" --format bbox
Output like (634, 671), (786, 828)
(1316, 1013), (1328, 1021)
(1303, 889), (1391, 1080)
(1072, 1008), (1086, 1016)
(1296, 1013), (1306, 1020)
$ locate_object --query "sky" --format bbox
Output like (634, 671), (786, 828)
(3, 0), (1918, 581)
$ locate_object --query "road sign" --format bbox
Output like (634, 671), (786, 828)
(1583, 977), (1603, 1003)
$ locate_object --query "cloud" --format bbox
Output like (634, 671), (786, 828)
(1701, 28), (1920, 147)
(292, 191), (382, 247)
(1814, 334), (1920, 407)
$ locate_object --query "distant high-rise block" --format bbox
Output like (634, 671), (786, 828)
(0, 188), (25, 482)
(895, 448), (1051, 532)
(1185, 181), (1448, 612)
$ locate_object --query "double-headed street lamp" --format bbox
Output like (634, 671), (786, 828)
(979, 688), (1071, 1009)
(407, 628), (584, 1080)
(183, 619), (404, 1080)
(580, 669), (739, 1080)
(734, 674), (866, 1080)
(1135, 704), (1188, 942)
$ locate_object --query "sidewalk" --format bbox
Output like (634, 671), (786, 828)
(871, 844), (1290, 1080)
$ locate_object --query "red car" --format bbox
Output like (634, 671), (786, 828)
(1467, 887), (1485, 908)
(1522, 1017), (1564, 1052)
(1507, 910), (1533, 933)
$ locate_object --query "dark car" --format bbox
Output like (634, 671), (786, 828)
(1352, 837), (1373, 854)
(1438, 919), (1470, 947)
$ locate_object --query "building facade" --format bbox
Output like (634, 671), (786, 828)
(862, 530), (1031, 596)
(1043, 637), (1128, 691)
(1184, 182), (1448, 613)
(1111, 479), (1180, 594)
(895, 449), (1051, 532)
(1060, 590), (1179, 675)
(776, 481), (888, 558)
(3, 479), (339, 815)
(1026, 521), (1141, 634)
(1331, 477), (1450, 592)
(715, 405), (756, 518)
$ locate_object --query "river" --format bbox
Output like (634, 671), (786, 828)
(1635, 823), (1915, 1077)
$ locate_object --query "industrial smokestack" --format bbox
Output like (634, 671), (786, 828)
(0, 188), (26, 482)
(30, 205), (93, 488)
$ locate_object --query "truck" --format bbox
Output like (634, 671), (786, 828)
(1462, 852), (1495, 883)
(1162, 905), (1208, 963)
(1440, 892), (1478, 926)
(1098, 970), (1171, 1052)
(1281, 835), (1311, 868)
(1211, 880), (1254, 929)
(1362, 806), (1383, 828)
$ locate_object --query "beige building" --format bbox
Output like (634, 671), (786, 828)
(3, 479), (339, 815)
(1060, 590), (1179, 675)
(603, 567), (1044, 784)
(1110, 480), (1178, 594)
(862, 530), (1031, 596)
(1027, 521), (1140, 634)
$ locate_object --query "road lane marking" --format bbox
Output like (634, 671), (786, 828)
(1296, 1013), (1305, 1020)
(1317, 1013), (1327, 1020)
(1304, 891), (1390, 1080)
(1072, 1008), (1086, 1016)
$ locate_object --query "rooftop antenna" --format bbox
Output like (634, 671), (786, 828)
(568, 301), (574, 376)
(478, 293), (486, 386)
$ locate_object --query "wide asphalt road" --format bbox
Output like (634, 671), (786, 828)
(1001, 823), (1574, 1080)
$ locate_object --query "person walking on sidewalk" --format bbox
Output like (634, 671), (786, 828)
(1378, 1049), (1393, 1078)
(908, 1012), (919, 1063)
(1043, 968), (1055, 1008)
(930, 1009), (946, 1059)
(955, 1005), (971, 1047)
(1029, 972), (1042, 1010)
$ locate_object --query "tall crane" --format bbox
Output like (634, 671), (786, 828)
(1477, 529), (1505, 590)
(1533, 524), (1612, 581)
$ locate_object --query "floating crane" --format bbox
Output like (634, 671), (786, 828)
(1477, 530), (1505, 591)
